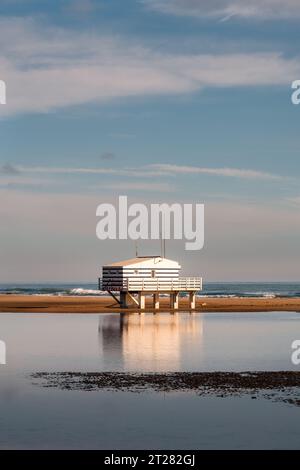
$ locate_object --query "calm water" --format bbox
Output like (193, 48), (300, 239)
(0, 311), (300, 449)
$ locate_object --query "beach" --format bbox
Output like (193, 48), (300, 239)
(0, 294), (299, 313)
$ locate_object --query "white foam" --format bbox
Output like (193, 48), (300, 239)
(69, 288), (104, 296)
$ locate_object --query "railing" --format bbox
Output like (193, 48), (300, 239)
(99, 277), (202, 292)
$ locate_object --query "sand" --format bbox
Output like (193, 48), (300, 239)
(0, 294), (299, 313)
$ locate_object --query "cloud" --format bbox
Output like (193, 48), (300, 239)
(100, 152), (116, 161)
(0, 164), (175, 194)
(66, 0), (99, 15)
(16, 165), (168, 178)
(0, 17), (299, 117)
(1, 163), (286, 189)
(286, 196), (300, 205)
(9, 163), (283, 180)
(0, 163), (20, 174)
(148, 164), (283, 180)
(142, 0), (300, 20)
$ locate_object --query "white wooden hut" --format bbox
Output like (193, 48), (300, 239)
(99, 256), (202, 310)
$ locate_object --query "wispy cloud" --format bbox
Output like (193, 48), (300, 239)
(100, 152), (116, 161)
(147, 164), (283, 180)
(65, 0), (100, 16)
(0, 163), (20, 174)
(0, 17), (299, 117)
(286, 196), (300, 205)
(16, 165), (168, 178)
(142, 0), (300, 20)
(4, 163), (284, 181)
(0, 167), (172, 192)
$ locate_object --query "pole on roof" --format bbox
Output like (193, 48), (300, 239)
(160, 216), (162, 258)
(163, 214), (166, 258)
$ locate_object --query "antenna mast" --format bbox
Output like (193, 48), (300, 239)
(160, 218), (162, 257)
(163, 214), (166, 258)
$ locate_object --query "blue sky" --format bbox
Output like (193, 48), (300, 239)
(0, 0), (300, 282)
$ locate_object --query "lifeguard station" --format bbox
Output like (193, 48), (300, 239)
(99, 256), (202, 310)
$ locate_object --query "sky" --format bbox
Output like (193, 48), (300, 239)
(0, 0), (300, 282)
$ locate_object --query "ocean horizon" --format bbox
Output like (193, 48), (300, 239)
(1, 281), (299, 299)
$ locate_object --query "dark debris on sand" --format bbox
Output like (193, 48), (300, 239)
(31, 371), (300, 407)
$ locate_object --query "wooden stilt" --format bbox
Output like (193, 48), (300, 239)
(127, 292), (139, 307)
(170, 292), (179, 310)
(153, 292), (160, 310)
(139, 292), (145, 309)
(107, 291), (121, 305)
(189, 292), (196, 310)
(120, 291), (128, 308)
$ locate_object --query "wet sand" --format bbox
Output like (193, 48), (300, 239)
(0, 294), (299, 313)
(32, 371), (300, 407)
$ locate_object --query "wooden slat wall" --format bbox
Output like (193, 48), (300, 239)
(102, 266), (180, 288)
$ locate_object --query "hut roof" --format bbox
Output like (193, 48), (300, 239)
(104, 256), (180, 268)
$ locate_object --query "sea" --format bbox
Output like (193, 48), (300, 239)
(0, 310), (300, 449)
(0, 281), (299, 298)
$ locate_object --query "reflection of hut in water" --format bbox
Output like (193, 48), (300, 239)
(98, 313), (203, 372)
(98, 316), (124, 369)
(123, 314), (181, 370)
